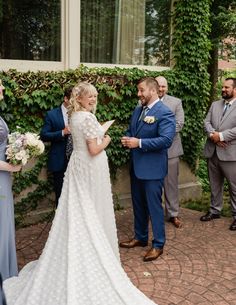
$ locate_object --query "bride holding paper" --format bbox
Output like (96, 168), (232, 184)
(4, 82), (158, 305)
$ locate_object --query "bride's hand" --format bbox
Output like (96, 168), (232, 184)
(104, 134), (111, 145)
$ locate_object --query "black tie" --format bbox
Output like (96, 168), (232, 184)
(66, 134), (73, 160)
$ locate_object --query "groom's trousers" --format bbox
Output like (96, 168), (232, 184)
(130, 169), (165, 249)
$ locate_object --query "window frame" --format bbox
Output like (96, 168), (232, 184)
(0, 0), (171, 72)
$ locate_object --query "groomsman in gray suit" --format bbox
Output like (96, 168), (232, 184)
(200, 78), (236, 231)
(156, 76), (184, 228)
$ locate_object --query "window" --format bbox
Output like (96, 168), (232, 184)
(81, 0), (171, 67)
(0, 0), (61, 61)
(0, 0), (171, 71)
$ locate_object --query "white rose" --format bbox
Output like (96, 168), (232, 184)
(15, 150), (26, 161)
(25, 133), (39, 147)
(37, 141), (45, 154)
(22, 157), (28, 166)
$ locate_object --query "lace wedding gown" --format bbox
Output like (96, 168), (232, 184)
(4, 111), (157, 305)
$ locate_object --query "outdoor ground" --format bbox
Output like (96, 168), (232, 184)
(16, 207), (236, 305)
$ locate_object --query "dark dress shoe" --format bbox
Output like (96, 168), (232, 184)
(229, 219), (236, 231)
(200, 211), (220, 222)
(143, 248), (163, 262)
(119, 238), (148, 248)
(169, 217), (182, 228)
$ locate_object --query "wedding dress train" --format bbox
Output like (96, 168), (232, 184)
(4, 111), (157, 305)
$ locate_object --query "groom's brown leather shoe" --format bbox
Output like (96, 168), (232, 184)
(119, 238), (148, 248)
(143, 248), (163, 262)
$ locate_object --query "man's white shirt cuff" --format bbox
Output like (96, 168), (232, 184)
(139, 139), (142, 148)
(219, 132), (224, 142)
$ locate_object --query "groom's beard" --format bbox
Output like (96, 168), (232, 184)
(139, 94), (152, 107)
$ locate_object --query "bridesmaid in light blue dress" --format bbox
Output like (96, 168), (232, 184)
(0, 116), (21, 281)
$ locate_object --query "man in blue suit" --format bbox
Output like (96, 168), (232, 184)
(119, 77), (175, 262)
(40, 87), (73, 207)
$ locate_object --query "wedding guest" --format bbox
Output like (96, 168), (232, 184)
(4, 82), (159, 305)
(155, 76), (184, 228)
(200, 77), (236, 231)
(119, 77), (175, 261)
(40, 86), (73, 207)
(0, 116), (21, 281)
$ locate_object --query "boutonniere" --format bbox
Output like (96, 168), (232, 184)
(143, 116), (157, 124)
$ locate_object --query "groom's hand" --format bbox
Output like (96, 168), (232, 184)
(121, 136), (139, 148)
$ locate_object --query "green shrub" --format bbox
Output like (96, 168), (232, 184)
(0, 0), (213, 222)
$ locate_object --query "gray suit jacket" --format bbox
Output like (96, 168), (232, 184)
(162, 94), (184, 159)
(204, 99), (236, 161)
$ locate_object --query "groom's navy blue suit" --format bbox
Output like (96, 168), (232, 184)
(127, 101), (175, 249)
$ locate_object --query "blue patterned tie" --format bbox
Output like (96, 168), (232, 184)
(139, 106), (149, 121)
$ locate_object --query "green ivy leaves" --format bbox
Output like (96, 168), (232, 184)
(0, 0), (214, 222)
(172, 0), (212, 170)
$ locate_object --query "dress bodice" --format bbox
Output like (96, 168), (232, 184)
(70, 111), (104, 153)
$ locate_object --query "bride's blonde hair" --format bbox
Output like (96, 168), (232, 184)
(67, 82), (98, 116)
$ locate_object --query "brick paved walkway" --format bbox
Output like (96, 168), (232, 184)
(15, 207), (236, 305)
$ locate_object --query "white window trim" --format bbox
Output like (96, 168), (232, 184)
(83, 63), (170, 72)
(0, 0), (170, 73)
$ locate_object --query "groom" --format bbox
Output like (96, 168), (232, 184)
(120, 77), (175, 262)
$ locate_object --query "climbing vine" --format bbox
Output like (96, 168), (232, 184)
(171, 0), (212, 168)
(0, 0), (213, 221)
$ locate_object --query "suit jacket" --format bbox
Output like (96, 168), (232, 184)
(162, 94), (184, 159)
(40, 107), (67, 172)
(127, 101), (176, 180)
(203, 99), (236, 161)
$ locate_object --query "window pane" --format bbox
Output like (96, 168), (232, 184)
(0, 0), (61, 61)
(80, 0), (171, 66)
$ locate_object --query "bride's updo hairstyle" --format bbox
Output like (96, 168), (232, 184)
(67, 82), (98, 116)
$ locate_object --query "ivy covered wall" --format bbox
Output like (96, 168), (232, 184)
(171, 0), (212, 167)
(0, 0), (212, 222)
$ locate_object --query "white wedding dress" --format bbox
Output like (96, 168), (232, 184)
(4, 111), (157, 305)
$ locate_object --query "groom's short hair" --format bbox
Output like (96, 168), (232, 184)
(137, 77), (159, 92)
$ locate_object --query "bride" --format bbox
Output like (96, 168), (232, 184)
(3, 82), (158, 305)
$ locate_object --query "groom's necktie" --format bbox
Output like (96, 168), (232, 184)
(139, 106), (149, 121)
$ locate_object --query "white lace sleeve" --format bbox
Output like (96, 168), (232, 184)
(81, 113), (101, 140)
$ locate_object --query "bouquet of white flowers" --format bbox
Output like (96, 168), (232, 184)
(6, 132), (45, 166)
